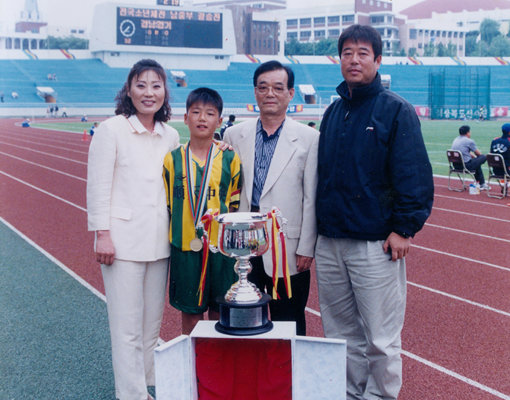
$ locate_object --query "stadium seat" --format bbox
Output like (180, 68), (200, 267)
(486, 153), (510, 199)
(446, 149), (476, 192)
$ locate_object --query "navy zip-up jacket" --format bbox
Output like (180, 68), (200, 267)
(316, 73), (433, 241)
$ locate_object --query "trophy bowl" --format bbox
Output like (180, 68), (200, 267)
(216, 212), (270, 303)
(207, 211), (276, 335)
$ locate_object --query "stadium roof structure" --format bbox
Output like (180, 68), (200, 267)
(400, 0), (510, 19)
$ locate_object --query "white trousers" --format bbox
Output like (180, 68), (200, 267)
(101, 258), (169, 400)
(315, 236), (406, 400)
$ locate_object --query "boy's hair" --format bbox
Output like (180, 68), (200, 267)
(459, 125), (470, 135)
(115, 59), (171, 122)
(186, 87), (223, 115)
(253, 60), (295, 89)
(338, 24), (382, 60)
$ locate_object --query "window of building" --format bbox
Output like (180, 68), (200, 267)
(328, 16), (339, 25)
(300, 18), (311, 27)
(287, 32), (298, 40)
(6, 38), (12, 49)
(328, 29), (340, 38)
(410, 29), (417, 39)
(342, 15), (354, 23)
(300, 31), (311, 40)
(30, 39), (37, 49)
(371, 16), (384, 24)
(460, 32), (464, 38)
(418, 43), (422, 49)
(442, 31), (446, 37)
(376, 28), (384, 36)
(448, 31), (452, 37)
(454, 32), (458, 38)
(287, 19), (297, 28)
(14, 38), (20, 49)
(315, 30), (326, 38)
(314, 17), (325, 26)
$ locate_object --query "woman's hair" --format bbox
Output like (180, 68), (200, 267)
(114, 59), (172, 122)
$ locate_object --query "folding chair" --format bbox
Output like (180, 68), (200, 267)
(446, 149), (476, 192)
(486, 153), (510, 199)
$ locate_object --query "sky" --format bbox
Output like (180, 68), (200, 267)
(0, 0), (419, 30)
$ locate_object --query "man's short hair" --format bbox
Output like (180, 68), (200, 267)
(338, 24), (382, 60)
(459, 125), (470, 135)
(186, 87), (223, 115)
(253, 60), (295, 89)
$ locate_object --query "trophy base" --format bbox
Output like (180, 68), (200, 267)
(215, 294), (273, 336)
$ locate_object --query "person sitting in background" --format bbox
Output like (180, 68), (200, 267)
(81, 114), (88, 122)
(451, 125), (489, 190)
(489, 123), (510, 175)
(307, 121), (316, 129)
(21, 118), (30, 127)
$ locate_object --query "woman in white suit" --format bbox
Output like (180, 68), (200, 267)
(87, 59), (179, 400)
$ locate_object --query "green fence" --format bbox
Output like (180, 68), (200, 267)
(428, 67), (491, 120)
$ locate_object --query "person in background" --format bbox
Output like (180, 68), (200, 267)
(307, 121), (316, 129)
(217, 113), (236, 139)
(315, 25), (433, 399)
(89, 122), (99, 136)
(489, 123), (510, 175)
(21, 118), (30, 127)
(163, 87), (242, 334)
(224, 60), (319, 336)
(87, 59), (179, 400)
(452, 125), (489, 190)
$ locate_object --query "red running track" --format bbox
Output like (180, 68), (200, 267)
(1, 118), (509, 399)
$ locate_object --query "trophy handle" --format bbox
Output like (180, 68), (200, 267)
(271, 207), (288, 237)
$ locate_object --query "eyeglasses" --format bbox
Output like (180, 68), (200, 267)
(255, 85), (287, 95)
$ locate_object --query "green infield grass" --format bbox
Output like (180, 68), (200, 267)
(32, 118), (507, 177)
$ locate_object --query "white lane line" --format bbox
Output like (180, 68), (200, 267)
(0, 170), (87, 212)
(411, 244), (509, 272)
(401, 350), (510, 400)
(0, 140), (87, 165)
(0, 216), (105, 302)
(0, 152), (86, 182)
(407, 281), (510, 317)
(434, 193), (510, 208)
(433, 207), (510, 223)
(0, 136), (89, 155)
(305, 305), (510, 399)
(424, 223), (510, 244)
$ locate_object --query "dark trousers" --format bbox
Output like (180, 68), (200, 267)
(248, 256), (310, 336)
(465, 155), (487, 184)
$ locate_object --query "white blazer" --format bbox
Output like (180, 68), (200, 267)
(224, 117), (319, 277)
(87, 115), (179, 262)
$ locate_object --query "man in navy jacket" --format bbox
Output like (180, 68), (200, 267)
(315, 25), (433, 400)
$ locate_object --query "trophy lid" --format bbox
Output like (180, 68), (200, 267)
(216, 212), (268, 224)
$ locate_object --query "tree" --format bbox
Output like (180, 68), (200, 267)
(465, 31), (479, 56)
(488, 35), (510, 56)
(479, 18), (500, 45)
(47, 36), (88, 49)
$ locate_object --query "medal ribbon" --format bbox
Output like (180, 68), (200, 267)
(197, 210), (219, 306)
(185, 143), (216, 229)
(268, 209), (292, 300)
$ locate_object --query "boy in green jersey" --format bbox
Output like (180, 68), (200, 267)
(163, 87), (242, 334)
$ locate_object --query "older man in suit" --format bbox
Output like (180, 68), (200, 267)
(224, 60), (318, 335)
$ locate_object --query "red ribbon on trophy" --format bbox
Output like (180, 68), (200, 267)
(268, 209), (292, 300)
(197, 209), (219, 306)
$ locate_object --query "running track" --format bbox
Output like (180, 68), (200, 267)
(1, 118), (509, 399)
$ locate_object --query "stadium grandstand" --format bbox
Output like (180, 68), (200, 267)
(0, 1), (509, 120)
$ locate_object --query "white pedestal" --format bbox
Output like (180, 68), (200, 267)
(154, 321), (346, 400)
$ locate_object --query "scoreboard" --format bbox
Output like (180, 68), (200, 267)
(116, 6), (223, 49)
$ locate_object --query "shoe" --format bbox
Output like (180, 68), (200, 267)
(479, 183), (490, 191)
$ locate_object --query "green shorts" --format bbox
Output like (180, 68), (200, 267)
(169, 245), (237, 314)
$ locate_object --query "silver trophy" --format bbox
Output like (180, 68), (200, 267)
(201, 209), (286, 335)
